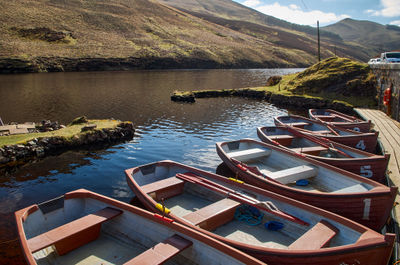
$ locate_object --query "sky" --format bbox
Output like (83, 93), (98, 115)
(233, 0), (400, 27)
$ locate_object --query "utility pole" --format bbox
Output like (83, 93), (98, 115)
(317, 20), (321, 62)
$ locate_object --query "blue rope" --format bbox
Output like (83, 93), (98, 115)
(234, 204), (264, 226)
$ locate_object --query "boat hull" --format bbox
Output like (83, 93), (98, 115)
(15, 189), (264, 265)
(216, 139), (397, 231)
(257, 127), (389, 183)
(308, 154), (389, 184)
(309, 109), (372, 133)
(125, 161), (395, 265)
(274, 115), (378, 153)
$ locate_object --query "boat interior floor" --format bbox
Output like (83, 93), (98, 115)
(212, 218), (294, 249)
(34, 233), (151, 265)
(163, 192), (215, 218)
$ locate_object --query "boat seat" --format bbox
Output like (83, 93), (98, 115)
(268, 135), (294, 146)
(313, 114), (336, 121)
(313, 130), (332, 134)
(124, 234), (192, 265)
(266, 165), (318, 185)
(332, 184), (369, 194)
(229, 148), (271, 161)
(27, 207), (123, 255)
(287, 122), (310, 128)
(289, 220), (338, 250)
(291, 146), (329, 156)
(141, 177), (185, 200)
(182, 198), (241, 231)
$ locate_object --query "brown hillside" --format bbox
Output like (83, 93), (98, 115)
(0, 0), (320, 71)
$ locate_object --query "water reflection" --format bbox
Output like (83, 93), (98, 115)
(0, 68), (301, 264)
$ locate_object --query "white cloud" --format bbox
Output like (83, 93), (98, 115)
(390, 20), (400, 26)
(242, 0), (261, 8)
(364, 0), (400, 17)
(241, 1), (349, 26)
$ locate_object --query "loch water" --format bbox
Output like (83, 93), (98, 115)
(0, 68), (302, 263)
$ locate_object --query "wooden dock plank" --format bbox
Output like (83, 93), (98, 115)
(356, 109), (400, 183)
(356, 109), (400, 185)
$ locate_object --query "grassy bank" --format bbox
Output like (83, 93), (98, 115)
(172, 57), (377, 108)
(0, 119), (120, 147)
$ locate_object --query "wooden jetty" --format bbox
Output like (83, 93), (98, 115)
(355, 108), (400, 259)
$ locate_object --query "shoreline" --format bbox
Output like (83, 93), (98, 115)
(0, 57), (308, 74)
(171, 88), (356, 114)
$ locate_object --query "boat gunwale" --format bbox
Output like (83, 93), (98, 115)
(257, 126), (389, 162)
(274, 114), (376, 137)
(216, 138), (392, 194)
(308, 109), (371, 125)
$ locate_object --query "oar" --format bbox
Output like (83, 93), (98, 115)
(230, 158), (281, 183)
(287, 127), (352, 158)
(176, 173), (309, 226)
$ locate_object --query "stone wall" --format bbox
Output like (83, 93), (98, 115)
(369, 63), (400, 121)
(0, 122), (134, 171)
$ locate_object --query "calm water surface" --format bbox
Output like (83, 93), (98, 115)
(0, 68), (302, 264)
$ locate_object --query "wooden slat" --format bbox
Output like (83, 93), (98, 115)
(289, 220), (338, 250)
(355, 108), (400, 234)
(182, 198), (240, 231)
(141, 177), (184, 195)
(124, 234), (192, 265)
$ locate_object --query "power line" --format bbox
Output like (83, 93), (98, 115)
(301, 0), (308, 11)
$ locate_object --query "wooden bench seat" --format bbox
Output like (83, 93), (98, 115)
(291, 146), (329, 156)
(229, 148), (271, 161)
(141, 177), (185, 200)
(313, 130), (332, 135)
(266, 165), (317, 184)
(313, 114), (336, 122)
(287, 122), (310, 128)
(27, 207), (122, 255)
(289, 220), (338, 250)
(268, 135), (295, 146)
(125, 234), (192, 265)
(182, 198), (241, 231)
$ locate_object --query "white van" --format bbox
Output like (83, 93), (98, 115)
(380, 52), (400, 63)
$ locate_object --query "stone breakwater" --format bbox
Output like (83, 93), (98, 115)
(0, 122), (134, 170)
(171, 89), (354, 114)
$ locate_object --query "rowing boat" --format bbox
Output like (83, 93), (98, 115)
(125, 160), (394, 265)
(274, 115), (378, 152)
(215, 139), (396, 231)
(257, 126), (389, 183)
(15, 189), (265, 265)
(309, 109), (371, 132)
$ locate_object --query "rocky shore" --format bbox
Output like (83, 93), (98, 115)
(0, 121), (134, 171)
(171, 88), (354, 113)
(0, 57), (288, 74)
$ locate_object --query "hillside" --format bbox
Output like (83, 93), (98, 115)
(323, 18), (400, 55)
(0, 0), (378, 72)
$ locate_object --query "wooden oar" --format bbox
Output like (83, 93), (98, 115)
(176, 173), (309, 226)
(230, 158), (282, 182)
(287, 127), (352, 158)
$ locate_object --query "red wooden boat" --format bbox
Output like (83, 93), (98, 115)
(125, 160), (394, 265)
(257, 125), (390, 183)
(274, 115), (378, 152)
(309, 109), (371, 132)
(215, 139), (396, 231)
(15, 189), (265, 265)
